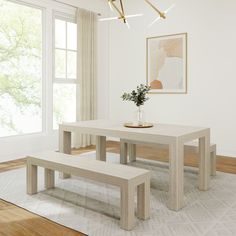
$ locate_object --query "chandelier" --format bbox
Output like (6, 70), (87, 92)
(99, 0), (175, 28)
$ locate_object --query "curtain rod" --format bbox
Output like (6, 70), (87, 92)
(53, 0), (101, 16)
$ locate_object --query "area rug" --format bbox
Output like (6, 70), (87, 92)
(0, 152), (236, 236)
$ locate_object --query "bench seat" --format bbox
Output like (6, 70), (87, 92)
(26, 151), (150, 230)
(120, 139), (216, 176)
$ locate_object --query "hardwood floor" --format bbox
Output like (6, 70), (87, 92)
(0, 141), (236, 236)
(105, 141), (236, 174)
(0, 158), (26, 173)
(0, 199), (86, 236)
(1, 141), (236, 174)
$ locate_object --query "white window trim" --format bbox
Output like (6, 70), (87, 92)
(53, 11), (78, 84)
(52, 11), (78, 130)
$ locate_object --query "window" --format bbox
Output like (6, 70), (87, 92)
(55, 18), (77, 80)
(0, 0), (43, 137)
(53, 16), (77, 129)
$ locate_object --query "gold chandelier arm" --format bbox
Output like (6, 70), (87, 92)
(110, 0), (126, 22)
(144, 0), (166, 19)
(119, 0), (127, 23)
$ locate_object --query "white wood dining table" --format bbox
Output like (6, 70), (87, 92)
(59, 119), (211, 211)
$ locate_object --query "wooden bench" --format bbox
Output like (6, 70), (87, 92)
(120, 139), (216, 176)
(26, 151), (150, 231)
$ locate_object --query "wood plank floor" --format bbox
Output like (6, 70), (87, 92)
(0, 141), (236, 236)
(0, 199), (86, 236)
(105, 141), (236, 174)
(1, 141), (236, 174)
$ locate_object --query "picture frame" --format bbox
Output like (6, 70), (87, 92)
(146, 33), (187, 94)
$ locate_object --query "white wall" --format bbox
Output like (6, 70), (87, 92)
(108, 0), (236, 157)
(0, 0), (109, 162)
(2, 0), (235, 161)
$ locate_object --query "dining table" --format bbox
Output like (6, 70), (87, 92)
(59, 119), (211, 211)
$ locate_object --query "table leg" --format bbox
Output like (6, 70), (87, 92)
(128, 143), (136, 162)
(211, 145), (217, 176)
(120, 141), (128, 164)
(27, 161), (37, 195)
(168, 140), (184, 211)
(199, 131), (210, 190)
(96, 136), (106, 161)
(59, 129), (71, 179)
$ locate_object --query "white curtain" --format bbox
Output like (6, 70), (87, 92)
(73, 8), (97, 148)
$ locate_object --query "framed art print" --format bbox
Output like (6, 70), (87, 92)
(147, 33), (187, 94)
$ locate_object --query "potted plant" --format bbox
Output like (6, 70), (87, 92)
(121, 84), (151, 126)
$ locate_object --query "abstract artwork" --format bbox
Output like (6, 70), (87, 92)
(147, 33), (187, 93)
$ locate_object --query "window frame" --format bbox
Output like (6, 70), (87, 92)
(53, 12), (78, 84)
(52, 11), (78, 130)
(0, 0), (77, 140)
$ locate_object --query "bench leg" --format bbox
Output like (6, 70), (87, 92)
(45, 169), (55, 189)
(128, 143), (136, 162)
(211, 147), (216, 176)
(137, 179), (150, 220)
(27, 162), (38, 195)
(120, 184), (135, 230)
(120, 140), (128, 164)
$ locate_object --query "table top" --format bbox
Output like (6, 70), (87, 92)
(59, 120), (209, 143)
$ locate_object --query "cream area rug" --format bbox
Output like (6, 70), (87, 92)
(0, 152), (236, 236)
